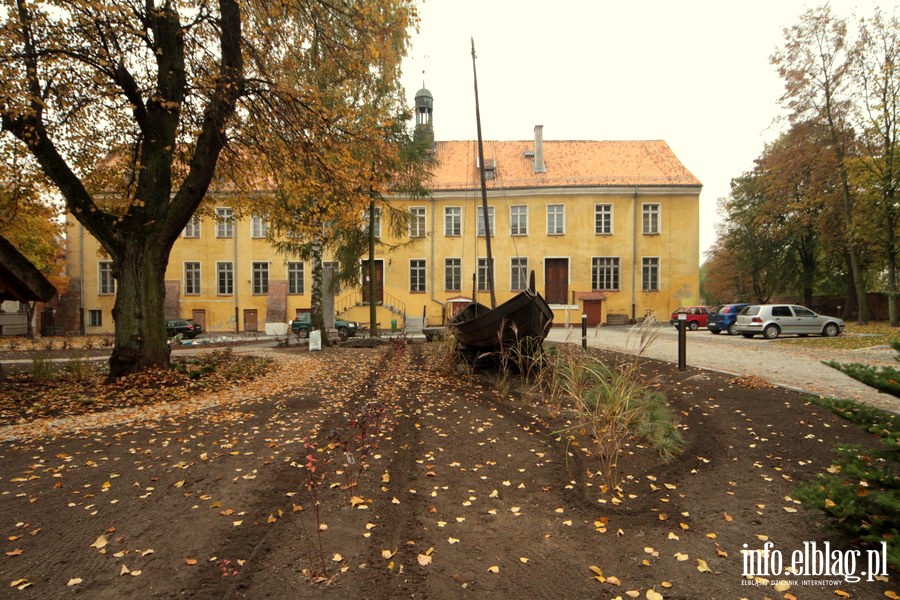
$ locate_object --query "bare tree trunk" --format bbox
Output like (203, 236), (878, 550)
(24, 301), (35, 339)
(108, 241), (171, 380)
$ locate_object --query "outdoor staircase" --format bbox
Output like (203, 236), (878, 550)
(335, 291), (405, 318)
(404, 316), (425, 333)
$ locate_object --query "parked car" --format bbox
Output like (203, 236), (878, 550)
(734, 304), (844, 339)
(707, 303), (751, 335)
(669, 306), (711, 331)
(166, 319), (202, 339)
(290, 311), (359, 339)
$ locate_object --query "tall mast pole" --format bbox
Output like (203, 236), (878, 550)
(471, 38), (496, 309)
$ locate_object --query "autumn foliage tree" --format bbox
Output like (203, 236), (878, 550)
(0, 0), (418, 378)
(0, 139), (66, 336)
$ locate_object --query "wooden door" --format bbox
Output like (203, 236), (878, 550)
(544, 259), (568, 305)
(191, 309), (206, 331)
(243, 309), (258, 332)
(584, 300), (602, 326)
(361, 260), (384, 304)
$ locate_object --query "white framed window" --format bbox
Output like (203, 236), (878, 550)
(642, 203), (660, 234)
(252, 262), (269, 294)
(510, 205), (528, 236)
(410, 259), (426, 292)
(363, 207), (381, 238)
(642, 257), (660, 291)
(88, 309), (102, 327)
(251, 215), (268, 238)
(511, 257), (528, 291)
(592, 257), (620, 290)
(183, 215), (201, 238)
(288, 262), (305, 294)
(184, 262), (201, 295)
(409, 206), (426, 238)
(476, 206), (495, 237)
(477, 257), (494, 291)
(445, 258), (461, 291)
(444, 206), (461, 237)
(217, 262), (233, 295)
(594, 204), (613, 235)
(547, 204), (565, 235)
(98, 261), (115, 295)
(216, 207), (234, 238)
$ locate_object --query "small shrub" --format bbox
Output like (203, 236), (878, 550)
(794, 396), (900, 570)
(824, 361), (900, 398)
(31, 351), (55, 382)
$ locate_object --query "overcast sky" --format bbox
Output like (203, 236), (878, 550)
(399, 0), (891, 262)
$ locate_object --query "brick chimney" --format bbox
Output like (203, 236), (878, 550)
(533, 125), (546, 173)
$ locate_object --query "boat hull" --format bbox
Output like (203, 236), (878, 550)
(450, 290), (553, 352)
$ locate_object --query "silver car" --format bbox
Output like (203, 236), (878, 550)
(735, 304), (844, 339)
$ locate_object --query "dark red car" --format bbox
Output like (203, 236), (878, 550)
(669, 306), (711, 331)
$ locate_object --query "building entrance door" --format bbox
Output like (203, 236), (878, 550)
(544, 259), (569, 304)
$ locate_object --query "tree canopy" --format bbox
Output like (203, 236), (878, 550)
(0, 0), (419, 376)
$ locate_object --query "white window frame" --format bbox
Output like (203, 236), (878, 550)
(217, 262), (234, 295)
(288, 262), (305, 295)
(642, 203), (660, 235)
(363, 207), (381, 239)
(547, 204), (565, 235)
(445, 258), (461, 291)
(510, 205), (528, 236)
(252, 261), (269, 294)
(251, 214), (268, 238)
(476, 206), (495, 237)
(88, 309), (102, 327)
(594, 204), (613, 235)
(510, 257), (528, 291)
(409, 206), (426, 238)
(98, 261), (115, 295)
(183, 215), (201, 238)
(444, 206), (461, 237)
(410, 259), (426, 292)
(477, 257), (494, 291)
(184, 261), (201, 295)
(642, 256), (660, 291)
(591, 257), (620, 291)
(216, 207), (234, 238)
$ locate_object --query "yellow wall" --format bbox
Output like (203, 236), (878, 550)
(64, 185), (699, 334)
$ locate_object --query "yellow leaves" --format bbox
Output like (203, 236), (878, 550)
(66, 578), (83, 586)
(646, 590), (663, 600)
(90, 534), (108, 550)
(589, 565), (605, 582)
(417, 547), (434, 566)
(185, 558), (198, 566)
(835, 591), (851, 598)
(332, 553), (343, 563)
(884, 591), (900, 599)
(174, 480), (185, 489)
(487, 565), (499, 573)
(696, 559), (711, 573)
(381, 549), (395, 559)
(825, 498), (836, 508)
(9, 579), (32, 590)
(674, 552), (689, 561)
(447, 537), (459, 544)
(350, 496), (371, 508)
(5, 548), (23, 557)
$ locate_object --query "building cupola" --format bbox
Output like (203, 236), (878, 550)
(414, 85), (434, 149)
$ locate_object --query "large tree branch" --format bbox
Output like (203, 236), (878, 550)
(165, 0), (243, 241)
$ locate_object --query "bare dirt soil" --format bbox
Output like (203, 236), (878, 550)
(0, 341), (895, 599)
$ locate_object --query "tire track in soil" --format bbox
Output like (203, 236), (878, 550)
(217, 345), (416, 599)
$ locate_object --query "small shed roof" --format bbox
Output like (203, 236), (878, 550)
(0, 235), (56, 303)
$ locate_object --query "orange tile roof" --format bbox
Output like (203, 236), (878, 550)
(428, 139), (701, 191)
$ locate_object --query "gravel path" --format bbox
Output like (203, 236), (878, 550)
(547, 324), (900, 414)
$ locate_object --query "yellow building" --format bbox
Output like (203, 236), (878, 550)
(60, 87), (701, 335)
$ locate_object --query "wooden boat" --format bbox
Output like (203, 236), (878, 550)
(450, 280), (553, 352)
(450, 40), (554, 352)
